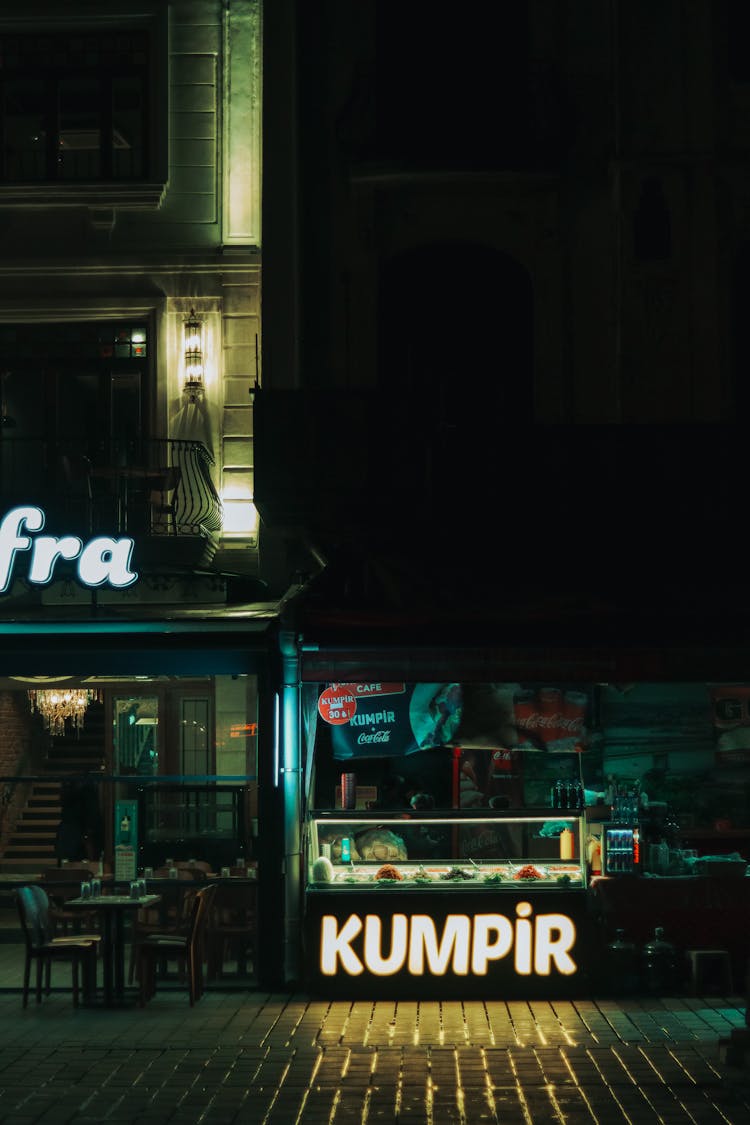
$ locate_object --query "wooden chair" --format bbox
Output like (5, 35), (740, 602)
(148, 465), (181, 535)
(128, 874), (202, 984)
(41, 867), (100, 935)
(16, 886), (99, 1007)
(206, 880), (257, 981)
(175, 860), (212, 875)
(136, 884), (214, 1006)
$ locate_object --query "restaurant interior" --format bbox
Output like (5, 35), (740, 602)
(0, 673), (260, 1003)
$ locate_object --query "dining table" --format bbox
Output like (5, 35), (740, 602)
(66, 892), (161, 1007)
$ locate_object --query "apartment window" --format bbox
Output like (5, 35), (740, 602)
(0, 30), (149, 182)
(0, 320), (149, 455)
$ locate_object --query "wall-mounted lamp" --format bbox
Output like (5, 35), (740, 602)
(183, 308), (204, 402)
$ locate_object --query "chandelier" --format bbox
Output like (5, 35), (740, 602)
(27, 688), (100, 737)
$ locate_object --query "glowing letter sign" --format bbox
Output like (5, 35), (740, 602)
(0, 506), (137, 593)
(320, 904), (578, 978)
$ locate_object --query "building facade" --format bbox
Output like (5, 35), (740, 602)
(258, 1), (750, 990)
(0, 1), (294, 990)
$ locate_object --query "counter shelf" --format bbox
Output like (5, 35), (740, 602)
(306, 811), (587, 890)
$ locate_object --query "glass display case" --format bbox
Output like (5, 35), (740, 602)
(306, 810), (586, 889)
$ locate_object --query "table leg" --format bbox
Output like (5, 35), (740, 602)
(102, 912), (114, 1007)
(114, 912), (125, 1000)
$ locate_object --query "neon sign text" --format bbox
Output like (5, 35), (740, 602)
(320, 903), (577, 978)
(0, 506), (137, 592)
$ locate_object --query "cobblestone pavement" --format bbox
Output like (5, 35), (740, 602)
(0, 945), (748, 1124)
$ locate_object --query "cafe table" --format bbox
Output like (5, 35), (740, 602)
(66, 892), (161, 1007)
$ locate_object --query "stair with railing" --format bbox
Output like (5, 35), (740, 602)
(1, 702), (106, 871)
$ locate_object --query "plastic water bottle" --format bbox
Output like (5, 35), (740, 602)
(641, 926), (679, 994)
(607, 929), (640, 995)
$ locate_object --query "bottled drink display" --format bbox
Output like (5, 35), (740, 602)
(551, 778), (585, 809)
(604, 826), (641, 873)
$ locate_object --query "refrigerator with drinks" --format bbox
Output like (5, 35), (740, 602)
(602, 823), (642, 875)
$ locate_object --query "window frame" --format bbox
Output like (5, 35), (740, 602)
(0, 3), (168, 210)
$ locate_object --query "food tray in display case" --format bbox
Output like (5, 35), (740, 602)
(306, 811), (586, 889)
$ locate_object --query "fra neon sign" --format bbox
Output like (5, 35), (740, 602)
(320, 903), (577, 978)
(0, 506), (137, 592)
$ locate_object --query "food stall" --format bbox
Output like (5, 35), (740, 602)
(299, 680), (602, 998)
(293, 673), (749, 999)
(304, 807), (592, 999)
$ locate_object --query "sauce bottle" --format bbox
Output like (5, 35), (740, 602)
(559, 828), (575, 860)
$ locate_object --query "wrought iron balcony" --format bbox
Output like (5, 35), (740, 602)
(0, 436), (223, 554)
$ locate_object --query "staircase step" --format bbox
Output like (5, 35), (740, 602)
(0, 859), (48, 873)
(4, 845), (56, 856)
(2, 704), (104, 867)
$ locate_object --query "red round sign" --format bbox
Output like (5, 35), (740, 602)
(318, 686), (357, 725)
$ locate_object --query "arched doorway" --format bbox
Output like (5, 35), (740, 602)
(378, 242), (535, 427)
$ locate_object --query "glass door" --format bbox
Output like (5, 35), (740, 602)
(113, 694), (159, 776)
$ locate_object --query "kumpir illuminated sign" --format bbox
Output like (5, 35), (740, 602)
(0, 506), (137, 593)
(320, 902), (577, 978)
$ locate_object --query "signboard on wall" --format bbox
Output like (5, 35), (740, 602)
(320, 683), (591, 761)
(305, 888), (592, 999)
(0, 505), (137, 593)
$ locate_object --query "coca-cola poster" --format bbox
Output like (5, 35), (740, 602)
(325, 683), (460, 760)
(322, 682), (591, 761)
(513, 687), (589, 752)
(709, 683), (750, 765)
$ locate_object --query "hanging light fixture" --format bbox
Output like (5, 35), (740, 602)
(183, 308), (204, 402)
(27, 688), (101, 737)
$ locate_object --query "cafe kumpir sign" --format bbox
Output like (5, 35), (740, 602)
(318, 683), (589, 757)
(0, 506), (137, 593)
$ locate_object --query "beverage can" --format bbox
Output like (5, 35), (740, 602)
(341, 772), (357, 810)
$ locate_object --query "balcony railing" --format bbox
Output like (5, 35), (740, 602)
(0, 436), (223, 541)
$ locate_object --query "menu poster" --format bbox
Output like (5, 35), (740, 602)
(114, 798), (138, 882)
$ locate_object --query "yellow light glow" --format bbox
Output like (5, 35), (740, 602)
(363, 913), (408, 975)
(407, 914), (470, 975)
(221, 498), (258, 536)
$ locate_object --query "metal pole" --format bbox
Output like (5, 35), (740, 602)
(279, 627), (303, 986)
